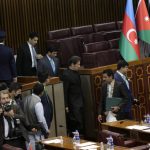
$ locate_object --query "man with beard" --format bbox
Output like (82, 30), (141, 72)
(9, 82), (23, 111)
(61, 56), (84, 136)
(98, 69), (128, 122)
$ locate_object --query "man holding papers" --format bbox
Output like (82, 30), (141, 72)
(98, 69), (128, 122)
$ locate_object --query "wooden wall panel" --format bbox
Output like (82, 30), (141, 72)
(0, 0), (138, 53)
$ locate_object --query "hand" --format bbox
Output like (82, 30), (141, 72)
(36, 54), (43, 59)
(111, 106), (120, 112)
(45, 130), (50, 138)
(133, 99), (140, 105)
(65, 107), (69, 113)
(31, 128), (37, 132)
(98, 115), (102, 122)
(13, 77), (17, 82)
(134, 99), (138, 102)
(4, 110), (15, 117)
(0, 108), (3, 115)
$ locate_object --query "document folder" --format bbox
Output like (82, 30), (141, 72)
(105, 97), (123, 111)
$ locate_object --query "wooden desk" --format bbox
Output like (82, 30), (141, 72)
(101, 120), (138, 129)
(41, 136), (128, 150)
(101, 120), (150, 142)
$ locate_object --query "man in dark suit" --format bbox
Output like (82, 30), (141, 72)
(61, 56), (84, 135)
(0, 31), (17, 85)
(114, 60), (138, 119)
(16, 32), (42, 76)
(98, 69), (128, 122)
(37, 46), (59, 77)
(37, 71), (53, 129)
(0, 106), (4, 149)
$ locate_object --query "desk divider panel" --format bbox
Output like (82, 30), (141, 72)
(53, 82), (67, 136)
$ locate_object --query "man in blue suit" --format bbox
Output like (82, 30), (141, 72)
(37, 46), (59, 77)
(114, 60), (138, 120)
(0, 31), (17, 86)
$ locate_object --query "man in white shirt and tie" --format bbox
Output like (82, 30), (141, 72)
(16, 32), (43, 76)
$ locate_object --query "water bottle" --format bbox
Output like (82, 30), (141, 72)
(106, 135), (114, 150)
(144, 115), (147, 123)
(72, 130), (80, 144)
(60, 136), (63, 145)
(109, 135), (114, 150)
(100, 142), (104, 150)
(147, 114), (150, 124)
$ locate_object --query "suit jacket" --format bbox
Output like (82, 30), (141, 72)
(37, 55), (59, 77)
(0, 44), (17, 81)
(0, 114), (4, 146)
(114, 71), (133, 112)
(40, 90), (53, 129)
(16, 42), (37, 76)
(99, 80), (128, 115)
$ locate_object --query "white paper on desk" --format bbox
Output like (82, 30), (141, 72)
(76, 142), (96, 147)
(79, 145), (100, 149)
(126, 125), (149, 130)
(43, 139), (61, 144)
(142, 129), (150, 133)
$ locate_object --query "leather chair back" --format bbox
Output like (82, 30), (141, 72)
(48, 28), (71, 40)
(109, 38), (120, 49)
(117, 21), (123, 30)
(71, 25), (93, 36)
(104, 31), (121, 41)
(84, 41), (110, 53)
(93, 22), (117, 32)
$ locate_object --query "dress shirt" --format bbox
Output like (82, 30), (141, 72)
(107, 80), (115, 98)
(32, 94), (49, 133)
(3, 117), (9, 137)
(116, 71), (129, 89)
(27, 42), (37, 68)
(3, 116), (15, 138)
(46, 55), (55, 73)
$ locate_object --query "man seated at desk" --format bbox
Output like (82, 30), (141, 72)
(98, 69), (128, 122)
